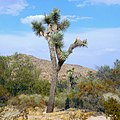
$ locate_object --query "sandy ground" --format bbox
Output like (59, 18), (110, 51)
(27, 112), (110, 120)
(0, 106), (111, 120)
(88, 116), (110, 120)
(27, 115), (110, 120)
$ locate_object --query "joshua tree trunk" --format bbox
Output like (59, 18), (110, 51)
(46, 40), (58, 113)
(46, 67), (58, 112)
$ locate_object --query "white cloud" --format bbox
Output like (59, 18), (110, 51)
(62, 15), (92, 22)
(21, 15), (45, 24)
(68, 0), (80, 1)
(76, 4), (86, 7)
(76, 1), (90, 7)
(0, 0), (28, 15)
(69, 0), (120, 7)
(89, 0), (120, 5)
(104, 48), (118, 52)
(21, 14), (92, 24)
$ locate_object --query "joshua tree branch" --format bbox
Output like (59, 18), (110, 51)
(57, 38), (87, 71)
(68, 38), (87, 54)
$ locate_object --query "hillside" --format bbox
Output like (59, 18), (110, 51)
(24, 54), (95, 81)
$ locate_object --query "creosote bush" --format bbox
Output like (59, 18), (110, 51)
(104, 97), (120, 120)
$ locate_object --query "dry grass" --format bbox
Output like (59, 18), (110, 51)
(1, 106), (110, 120)
(27, 108), (93, 120)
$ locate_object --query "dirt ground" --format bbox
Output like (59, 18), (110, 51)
(26, 109), (110, 120)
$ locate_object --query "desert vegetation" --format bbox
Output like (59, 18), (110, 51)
(0, 53), (120, 119)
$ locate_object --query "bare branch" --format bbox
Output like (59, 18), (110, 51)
(68, 37), (87, 54)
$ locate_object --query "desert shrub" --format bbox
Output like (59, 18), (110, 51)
(0, 53), (51, 96)
(69, 110), (93, 120)
(1, 55), (35, 95)
(32, 80), (50, 96)
(69, 93), (104, 112)
(79, 93), (104, 112)
(104, 97), (120, 120)
(5, 76), (35, 96)
(0, 56), (7, 76)
(0, 79), (6, 86)
(65, 97), (70, 110)
(96, 65), (112, 80)
(8, 94), (46, 109)
(113, 59), (120, 82)
(5, 78), (50, 96)
(67, 80), (106, 112)
(44, 96), (49, 103)
(0, 85), (10, 107)
(57, 80), (68, 93)
(55, 93), (67, 109)
(96, 59), (120, 83)
(64, 61), (120, 112)
(0, 56), (7, 86)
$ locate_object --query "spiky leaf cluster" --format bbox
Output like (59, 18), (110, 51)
(44, 15), (53, 24)
(61, 51), (69, 60)
(60, 19), (70, 31)
(51, 8), (60, 24)
(31, 21), (45, 36)
(51, 32), (64, 47)
(81, 40), (87, 47)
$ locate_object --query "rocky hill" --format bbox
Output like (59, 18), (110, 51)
(6, 53), (95, 81)
(26, 54), (95, 81)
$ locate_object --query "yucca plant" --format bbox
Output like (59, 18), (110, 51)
(31, 8), (87, 113)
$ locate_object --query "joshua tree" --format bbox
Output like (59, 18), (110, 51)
(31, 8), (87, 113)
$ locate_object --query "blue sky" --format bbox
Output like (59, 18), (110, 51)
(0, 0), (120, 69)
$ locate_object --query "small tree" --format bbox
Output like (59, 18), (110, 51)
(31, 8), (87, 113)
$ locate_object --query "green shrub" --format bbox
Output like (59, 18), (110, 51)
(5, 78), (50, 96)
(32, 80), (50, 96)
(57, 80), (68, 93)
(68, 93), (104, 112)
(67, 80), (106, 112)
(96, 65), (112, 80)
(8, 94), (46, 109)
(0, 85), (10, 107)
(55, 93), (67, 109)
(0, 53), (51, 96)
(96, 59), (120, 83)
(104, 97), (120, 120)
(65, 97), (70, 110)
